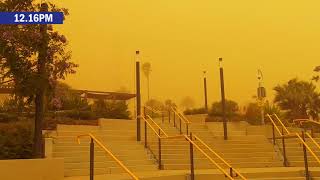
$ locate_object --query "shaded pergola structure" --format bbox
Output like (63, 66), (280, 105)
(0, 85), (136, 101)
(73, 90), (136, 101)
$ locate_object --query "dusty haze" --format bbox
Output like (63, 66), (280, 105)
(55, 0), (320, 107)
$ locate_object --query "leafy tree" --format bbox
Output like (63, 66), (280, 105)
(0, 1), (77, 157)
(142, 62), (152, 100)
(208, 100), (239, 118)
(180, 96), (195, 109)
(145, 99), (164, 110)
(92, 99), (130, 119)
(184, 107), (207, 115)
(244, 102), (281, 125)
(48, 82), (89, 111)
(273, 78), (320, 120)
(244, 103), (261, 125)
(164, 99), (177, 110)
(312, 66), (320, 82)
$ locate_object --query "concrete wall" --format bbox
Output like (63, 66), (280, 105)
(0, 158), (64, 180)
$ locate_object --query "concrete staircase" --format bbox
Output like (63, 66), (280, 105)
(52, 120), (157, 177)
(47, 115), (320, 180)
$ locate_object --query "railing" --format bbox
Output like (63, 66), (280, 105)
(161, 133), (246, 180)
(77, 133), (139, 180)
(267, 114), (320, 180)
(142, 112), (246, 180)
(144, 106), (165, 123)
(171, 107), (191, 135)
(142, 115), (167, 169)
(193, 134), (247, 180)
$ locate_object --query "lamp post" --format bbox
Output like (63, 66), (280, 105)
(219, 58), (228, 140)
(136, 51), (141, 141)
(203, 71), (208, 112)
(257, 69), (266, 125)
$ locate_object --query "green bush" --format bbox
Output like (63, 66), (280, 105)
(184, 108), (207, 115)
(0, 121), (33, 159)
(0, 113), (19, 123)
(208, 100), (239, 118)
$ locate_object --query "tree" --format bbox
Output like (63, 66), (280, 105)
(142, 62), (151, 100)
(244, 101), (281, 125)
(92, 99), (130, 119)
(145, 99), (164, 110)
(273, 78), (320, 120)
(0, 1), (77, 157)
(208, 100), (239, 118)
(180, 96), (195, 109)
(312, 66), (320, 82)
(164, 99), (177, 110)
(244, 103), (261, 125)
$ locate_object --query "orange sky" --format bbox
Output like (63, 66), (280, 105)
(55, 0), (320, 107)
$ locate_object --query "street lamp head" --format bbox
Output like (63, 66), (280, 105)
(219, 57), (223, 68)
(203, 70), (207, 78)
(135, 50), (140, 62)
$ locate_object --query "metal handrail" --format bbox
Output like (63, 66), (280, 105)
(77, 133), (139, 180)
(142, 116), (162, 138)
(161, 134), (240, 180)
(273, 114), (290, 135)
(295, 133), (320, 165)
(146, 115), (169, 137)
(171, 107), (191, 124)
(193, 135), (247, 180)
(144, 106), (163, 115)
(306, 132), (320, 151)
(267, 114), (283, 136)
(268, 114), (320, 166)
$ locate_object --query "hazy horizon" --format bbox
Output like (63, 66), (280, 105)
(54, 0), (320, 107)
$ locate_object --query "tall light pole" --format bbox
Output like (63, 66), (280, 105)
(203, 71), (208, 112)
(219, 58), (228, 140)
(257, 69), (266, 125)
(136, 51), (141, 141)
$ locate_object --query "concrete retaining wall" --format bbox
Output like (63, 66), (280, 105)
(0, 158), (64, 180)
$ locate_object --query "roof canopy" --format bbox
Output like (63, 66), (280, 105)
(0, 86), (136, 101)
(74, 90), (136, 100)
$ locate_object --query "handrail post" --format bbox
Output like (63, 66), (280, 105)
(281, 127), (288, 167)
(302, 131), (310, 180)
(272, 124), (276, 145)
(230, 167), (233, 178)
(189, 133), (195, 180)
(179, 118), (182, 134)
(144, 120), (147, 148)
(187, 124), (189, 136)
(90, 138), (94, 180)
(162, 112), (164, 123)
(158, 129), (162, 170)
(168, 110), (171, 123)
(144, 106), (146, 117)
(173, 113), (176, 127)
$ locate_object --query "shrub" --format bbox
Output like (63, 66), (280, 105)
(184, 107), (207, 115)
(0, 113), (19, 123)
(0, 120), (33, 159)
(208, 100), (239, 118)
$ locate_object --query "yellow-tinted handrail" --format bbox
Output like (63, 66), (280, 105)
(193, 135), (247, 180)
(163, 135), (235, 180)
(267, 114), (283, 136)
(146, 115), (169, 137)
(273, 114), (290, 135)
(142, 116), (162, 138)
(77, 133), (139, 180)
(268, 114), (320, 166)
(306, 132), (320, 151)
(171, 107), (191, 124)
(144, 106), (163, 115)
(295, 133), (320, 165)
